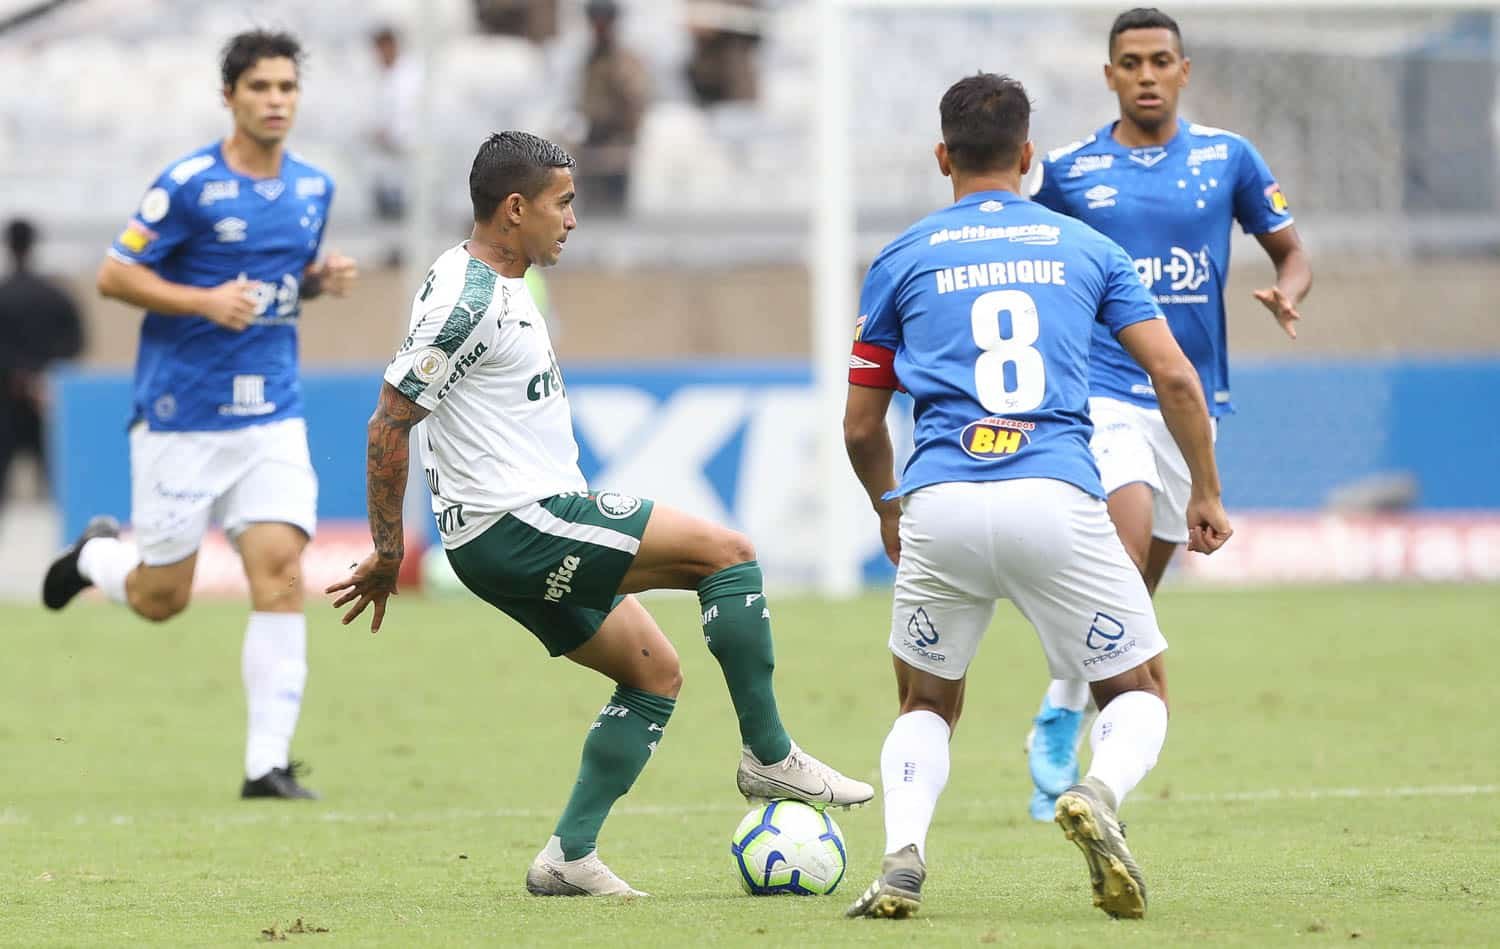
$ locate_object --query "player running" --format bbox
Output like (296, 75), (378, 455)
(325, 131), (872, 898)
(41, 31), (358, 800)
(842, 73), (1229, 920)
(1021, 7), (1313, 822)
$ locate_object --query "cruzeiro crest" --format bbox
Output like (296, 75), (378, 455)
(596, 491), (642, 519)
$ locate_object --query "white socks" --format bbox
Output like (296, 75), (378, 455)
(242, 612), (308, 780)
(77, 537), (140, 604)
(1045, 678), (1091, 713)
(1084, 691), (1168, 807)
(879, 709), (951, 862)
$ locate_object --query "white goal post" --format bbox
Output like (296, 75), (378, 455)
(808, 0), (1489, 596)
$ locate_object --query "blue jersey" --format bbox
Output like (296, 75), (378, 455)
(1033, 119), (1291, 416)
(850, 190), (1164, 500)
(109, 141), (335, 431)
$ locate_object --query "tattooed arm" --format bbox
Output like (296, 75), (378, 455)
(326, 382), (431, 633)
(368, 382), (430, 560)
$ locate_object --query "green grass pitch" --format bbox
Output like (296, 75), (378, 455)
(2, 584), (1497, 946)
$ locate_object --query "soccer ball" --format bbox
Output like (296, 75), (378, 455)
(730, 799), (847, 896)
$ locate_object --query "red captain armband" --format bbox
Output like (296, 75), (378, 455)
(849, 341), (899, 389)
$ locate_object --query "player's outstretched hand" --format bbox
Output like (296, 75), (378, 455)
(200, 275), (258, 332)
(1253, 285), (1301, 339)
(877, 500), (902, 566)
(1185, 494), (1233, 555)
(310, 252), (359, 297)
(325, 550), (402, 633)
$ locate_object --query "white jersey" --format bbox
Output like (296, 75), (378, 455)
(384, 244), (587, 548)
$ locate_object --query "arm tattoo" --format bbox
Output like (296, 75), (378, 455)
(367, 382), (431, 560)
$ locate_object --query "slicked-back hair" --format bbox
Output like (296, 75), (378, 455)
(940, 73), (1032, 175)
(469, 131), (576, 222)
(220, 29), (303, 90)
(1109, 7), (1184, 57)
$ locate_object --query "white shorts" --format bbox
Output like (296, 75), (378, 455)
(1088, 397), (1217, 545)
(130, 417), (318, 566)
(889, 479), (1167, 683)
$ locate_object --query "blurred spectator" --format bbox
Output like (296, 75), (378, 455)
(474, 0), (558, 42)
(368, 25), (423, 268)
(575, 0), (652, 213)
(0, 218), (84, 501)
(685, 0), (763, 106)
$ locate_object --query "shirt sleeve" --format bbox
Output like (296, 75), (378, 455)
(108, 169), (197, 268)
(849, 255), (902, 389)
(1097, 240), (1165, 337)
(312, 178), (335, 263)
(1030, 158), (1067, 214)
(1232, 139), (1293, 235)
(383, 300), (490, 411)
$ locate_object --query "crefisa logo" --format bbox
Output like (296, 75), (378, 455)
(960, 416), (1034, 460)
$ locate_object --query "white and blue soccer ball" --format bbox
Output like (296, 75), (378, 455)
(730, 799), (847, 896)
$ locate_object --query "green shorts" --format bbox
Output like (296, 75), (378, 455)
(445, 490), (654, 657)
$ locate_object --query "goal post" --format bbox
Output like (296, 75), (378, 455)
(808, 0), (1498, 595)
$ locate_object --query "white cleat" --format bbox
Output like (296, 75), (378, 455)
(736, 740), (875, 808)
(524, 836), (649, 897)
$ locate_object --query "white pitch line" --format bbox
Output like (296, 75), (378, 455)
(0, 784), (1495, 828)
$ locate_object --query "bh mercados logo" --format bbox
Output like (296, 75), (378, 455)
(960, 416), (1034, 460)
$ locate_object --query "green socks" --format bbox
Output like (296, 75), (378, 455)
(554, 685), (675, 861)
(698, 561), (792, 765)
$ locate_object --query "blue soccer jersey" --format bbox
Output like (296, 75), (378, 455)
(1032, 118), (1291, 416)
(109, 141), (335, 431)
(850, 190), (1164, 500)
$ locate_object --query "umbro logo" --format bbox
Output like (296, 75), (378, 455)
(213, 217), (247, 243)
(1084, 184), (1118, 209)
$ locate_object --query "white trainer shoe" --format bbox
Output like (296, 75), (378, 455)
(736, 740), (875, 808)
(524, 836), (649, 897)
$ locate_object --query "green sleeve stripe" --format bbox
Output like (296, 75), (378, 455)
(396, 370), (428, 403)
(429, 256), (500, 357)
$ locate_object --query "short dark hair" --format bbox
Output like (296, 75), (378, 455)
(5, 218), (36, 261)
(939, 73), (1032, 174)
(220, 30), (303, 90)
(469, 131), (576, 221)
(1109, 8), (1184, 57)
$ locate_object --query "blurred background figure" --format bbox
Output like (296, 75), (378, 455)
(367, 24), (423, 268)
(685, 0), (763, 107)
(0, 218), (84, 506)
(573, 0), (652, 214)
(473, 0), (559, 42)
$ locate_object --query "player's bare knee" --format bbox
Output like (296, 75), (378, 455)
(713, 529), (756, 571)
(640, 653), (683, 699)
(131, 584), (191, 622)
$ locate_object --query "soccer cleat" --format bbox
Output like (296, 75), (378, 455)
(525, 837), (649, 897)
(1029, 787), (1059, 822)
(844, 843), (925, 919)
(1055, 777), (1147, 919)
(41, 515), (121, 610)
(1028, 699), (1085, 800)
(240, 761), (319, 800)
(736, 741), (875, 809)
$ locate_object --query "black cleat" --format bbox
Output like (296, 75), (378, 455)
(42, 515), (121, 610)
(241, 761), (319, 800)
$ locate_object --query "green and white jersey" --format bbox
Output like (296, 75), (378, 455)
(384, 243), (587, 549)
